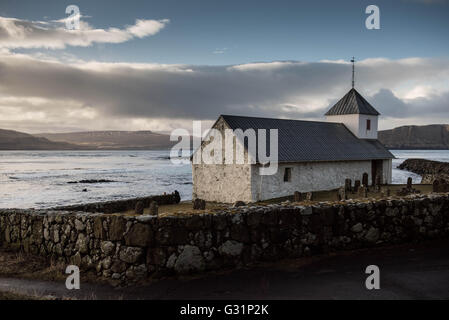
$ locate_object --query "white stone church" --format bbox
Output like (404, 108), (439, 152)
(192, 88), (394, 203)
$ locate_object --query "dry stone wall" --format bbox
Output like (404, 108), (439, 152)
(1, 193), (449, 284)
(52, 193), (178, 213)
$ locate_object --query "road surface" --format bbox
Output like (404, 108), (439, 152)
(0, 240), (448, 300)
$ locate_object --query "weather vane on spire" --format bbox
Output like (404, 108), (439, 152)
(351, 57), (355, 88)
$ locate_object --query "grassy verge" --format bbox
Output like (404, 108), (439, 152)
(0, 249), (67, 282)
(0, 248), (112, 285)
(0, 290), (50, 300)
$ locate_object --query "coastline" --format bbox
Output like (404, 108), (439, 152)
(1, 149), (448, 209)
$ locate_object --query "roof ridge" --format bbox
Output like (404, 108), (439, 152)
(220, 114), (343, 125)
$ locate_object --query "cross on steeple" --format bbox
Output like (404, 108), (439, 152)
(351, 57), (355, 88)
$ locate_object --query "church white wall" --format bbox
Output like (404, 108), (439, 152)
(325, 114), (378, 139)
(251, 160), (372, 201)
(192, 163), (253, 203)
(358, 114), (378, 139)
(326, 114), (359, 137)
(193, 159), (393, 203)
(192, 116), (254, 203)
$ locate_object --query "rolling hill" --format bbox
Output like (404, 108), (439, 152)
(0, 129), (81, 150)
(2, 124), (448, 150)
(35, 130), (177, 150)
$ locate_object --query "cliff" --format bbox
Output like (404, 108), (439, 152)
(378, 124), (449, 149)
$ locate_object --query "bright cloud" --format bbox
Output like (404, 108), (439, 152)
(0, 16), (169, 49)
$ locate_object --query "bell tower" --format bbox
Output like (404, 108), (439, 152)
(325, 58), (380, 139)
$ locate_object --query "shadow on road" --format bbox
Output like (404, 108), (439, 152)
(1, 240), (448, 300)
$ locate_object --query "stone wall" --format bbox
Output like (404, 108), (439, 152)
(52, 193), (179, 213)
(1, 193), (449, 284)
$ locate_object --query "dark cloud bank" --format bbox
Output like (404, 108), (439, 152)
(0, 54), (448, 132)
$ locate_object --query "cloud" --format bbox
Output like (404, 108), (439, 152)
(213, 48), (227, 54)
(0, 52), (448, 133)
(126, 19), (170, 38)
(0, 16), (169, 49)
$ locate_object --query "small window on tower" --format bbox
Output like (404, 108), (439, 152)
(283, 168), (292, 182)
(367, 119), (371, 131)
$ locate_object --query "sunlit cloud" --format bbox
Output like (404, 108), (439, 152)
(0, 16), (169, 49)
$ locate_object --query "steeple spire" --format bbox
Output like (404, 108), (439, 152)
(351, 57), (355, 88)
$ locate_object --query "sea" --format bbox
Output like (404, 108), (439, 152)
(1, 150), (448, 209)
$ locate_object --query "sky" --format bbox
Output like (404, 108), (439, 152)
(0, 0), (448, 133)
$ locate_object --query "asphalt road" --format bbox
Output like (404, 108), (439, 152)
(1, 240), (448, 300)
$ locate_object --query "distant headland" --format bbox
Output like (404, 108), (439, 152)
(378, 124), (449, 150)
(1, 124), (448, 150)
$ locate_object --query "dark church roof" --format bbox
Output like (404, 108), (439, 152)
(325, 88), (380, 116)
(220, 115), (394, 163)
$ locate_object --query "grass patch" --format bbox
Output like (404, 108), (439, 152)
(0, 249), (67, 282)
(111, 184), (435, 217)
(0, 290), (43, 300)
(119, 201), (230, 217)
